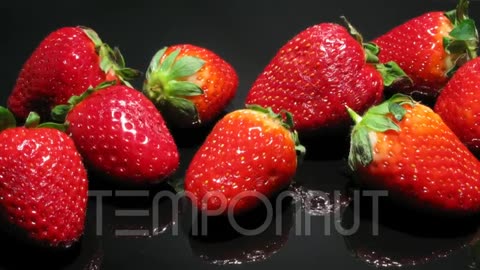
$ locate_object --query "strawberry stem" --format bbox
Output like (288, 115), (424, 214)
(346, 106), (362, 124)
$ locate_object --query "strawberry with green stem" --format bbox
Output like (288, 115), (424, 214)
(245, 20), (409, 135)
(373, 0), (478, 97)
(51, 82), (179, 185)
(8, 26), (139, 121)
(0, 108), (88, 248)
(144, 44), (239, 127)
(347, 94), (480, 215)
(185, 106), (304, 215)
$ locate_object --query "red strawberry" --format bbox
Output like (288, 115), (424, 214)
(434, 57), (480, 155)
(245, 21), (408, 135)
(53, 83), (179, 184)
(143, 44), (239, 127)
(347, 94), (480, 215)
(185, 106), (304, 215)
(0, 109), (88, 248)
(8, 26), (139, 121)
(373, 0), (478, 97)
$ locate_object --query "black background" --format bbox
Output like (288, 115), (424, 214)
(3, 1), (480, 269)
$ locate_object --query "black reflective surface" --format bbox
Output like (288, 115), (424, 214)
(3, 1), (480, 269)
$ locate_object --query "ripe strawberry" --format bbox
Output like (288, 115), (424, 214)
(373, 0), (478, 97)
(143, 44), (239, 127)
(185, 106), (304, 215)
(434, 57), (480, 155)
(8, 26), (139, 121)
(347, 94), (480, 215)
(0, 109), (88, 248)
(53, 83), (179, 184)
(245, 22), (408, 135)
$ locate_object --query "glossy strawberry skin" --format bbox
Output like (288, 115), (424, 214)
(435, 57), (480, 155)
(373, 12), (453, 96)
(8, 27), (116, 121)
(357, 104), (480, 215)
(0, 127), (88, 248)
(66, 85), (179, 184)
(245, 23), (384, 134)
(160, 44), (239, 124)
(185, 109), (297, 215)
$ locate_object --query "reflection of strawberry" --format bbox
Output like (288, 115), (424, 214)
(185, 106), (303, 215)
(342, 201), (476, 268)
(435, 57), (480, 155)
(188, 199), (294, 265)
(54, 84), (179, 184)
(245, 22), (408, 134)
(0, 109), (87, 248)
(348, 94), (480, 215)
(144, 44), (239, 127)
(8, 26), (138, 121)
(373, 0), (478, 97)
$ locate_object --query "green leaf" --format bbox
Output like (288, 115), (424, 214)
(118, 68), (142, 81)
(51, 105), (72, 123)
(450, 19), (477, 41)
(25, 112), (41, 128)
(348, 127), (373, 170)
(363, 115), (400, 132)
(364, 42), (380, 63)
(147, 47), (167, 76)
(340, 16), (363, 44)
(284, 111), (295, 129)
(80, 26), (103, 49)
(167, 97), (200, 122)
(113, 47), (125, 68)
(388, 103), (406, 121)
(167, 80), (204, 96)
(37, 122), (67, 132)
(376, 61), (412, 87)
(168, 56), (205, 79)
(445, 9), (457, 23)
(159, 48), (180, 73)
(0, 106), (16, 132)
(367, 102), (390, 116)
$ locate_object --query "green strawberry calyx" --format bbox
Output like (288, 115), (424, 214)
(0, 107), (65, 132)
(246, 104), (306, 161)
(50, 81), (116, 126)
(340, 16), (412, 87)
(0, 106), (17, 132)
(346, 94), (415, 171)
(444, 0), (479, 76)
(143, 47), (205, 125)
(81, 27), (141, 87)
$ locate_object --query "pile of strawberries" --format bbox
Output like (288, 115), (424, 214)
(2, 0), (480, 249)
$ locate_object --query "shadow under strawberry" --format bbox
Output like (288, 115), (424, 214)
(299, 127), (351, 161)
(185, 196), (295, 265)
(0, 206), (102, 270)
(341, 191), (480, 268)
(167, 110), (228, 148)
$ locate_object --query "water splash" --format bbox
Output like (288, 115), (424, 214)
(289, 183), (351, 216)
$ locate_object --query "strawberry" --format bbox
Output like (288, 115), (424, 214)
(434, 57), (480, 155)
(52, 83), (179, 184)
(8, 26), (139, 121)
(373, 0), (478, 98)
(143, 44), (239, 127)
(185, 106), (304, 215)
(0, 109), (88, 248)
(245, 21), (408, 135)
(347, 94), (480, 215)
